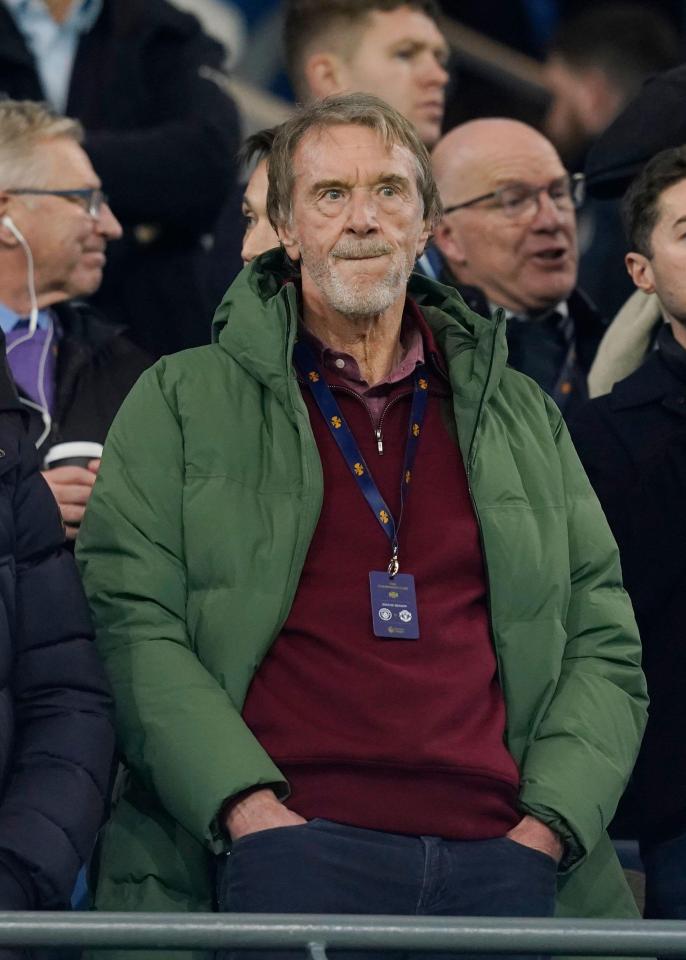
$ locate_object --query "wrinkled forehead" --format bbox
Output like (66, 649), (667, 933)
(292, 124), (418, 188)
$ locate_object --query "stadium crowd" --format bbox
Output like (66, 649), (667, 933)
(0, 1), (684, 958)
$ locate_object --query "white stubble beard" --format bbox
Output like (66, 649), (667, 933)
(299, 240), (417, 319)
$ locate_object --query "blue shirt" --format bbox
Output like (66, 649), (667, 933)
(0, 302), (57, 414)
(3, 0), (102, 112)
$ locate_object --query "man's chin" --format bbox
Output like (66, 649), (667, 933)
(412, 115), (443, 149)
(66, 269), (104, 299)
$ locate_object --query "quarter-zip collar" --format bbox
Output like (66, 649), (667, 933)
(212, 249), (508, 443)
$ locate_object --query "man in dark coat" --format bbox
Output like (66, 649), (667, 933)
(0, 348), (114, 953)
(0, 99), (150, 539)
(426, 117), (605, 417)
(570, 146), (686, 918)
(0, 0), (241, 358)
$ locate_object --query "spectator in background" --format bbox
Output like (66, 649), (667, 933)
(543, 2), (679, 318)
(584, 62), (686, 397)
(570, 146), (686, 919)
(0, 100), (150, 539)
(0, 0), (241, 359)
(283, 0), (450, 147)
(240, 127), (279, 264)
(0, 348), (114, 949)
(427, 118), (602, 416)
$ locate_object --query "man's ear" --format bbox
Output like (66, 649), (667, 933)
(0, 195), (19, 248)
(415, 220), (432, 259)
(432, 217), (468, 269)
(304, 52), (345, 98)
(625, 251), (656, 295)
(277, 221), (301, 262)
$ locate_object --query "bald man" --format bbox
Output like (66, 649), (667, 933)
(424, 118), (606, 414)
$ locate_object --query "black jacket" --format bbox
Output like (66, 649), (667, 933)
(570, 327), (686, 844)
(417, 252), (606, 416)
(0, 354), (115, 921)
(14, 300), (151, 454)
(0, 0), (240, 358)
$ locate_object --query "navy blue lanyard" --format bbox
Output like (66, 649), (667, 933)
(294, 338), (429, 577)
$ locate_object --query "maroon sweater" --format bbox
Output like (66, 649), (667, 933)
(242, 306), (520, 839)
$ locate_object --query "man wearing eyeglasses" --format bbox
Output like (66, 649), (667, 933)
(425, 118), (605, 415)
(0, 99), (150, 538)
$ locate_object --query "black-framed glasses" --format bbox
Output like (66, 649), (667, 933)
(443, 173), (585, 220)
(5, 187), (109, 218)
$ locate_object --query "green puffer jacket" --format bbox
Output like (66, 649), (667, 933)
(77, 250), (647, 960)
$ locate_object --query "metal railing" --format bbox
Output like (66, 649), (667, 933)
(0, 914), (685, 955)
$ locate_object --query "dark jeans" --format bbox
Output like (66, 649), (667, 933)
(216, 818), (557, 960)
(642, 830), (686, 919)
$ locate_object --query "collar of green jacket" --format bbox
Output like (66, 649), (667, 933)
(211, 248), (508, 411)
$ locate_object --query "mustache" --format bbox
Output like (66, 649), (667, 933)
(331, 239), (394, 260)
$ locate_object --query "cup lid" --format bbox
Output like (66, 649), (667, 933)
(43, 441), (104, 467)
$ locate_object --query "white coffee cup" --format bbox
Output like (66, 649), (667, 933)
(43, 441), (104, 470)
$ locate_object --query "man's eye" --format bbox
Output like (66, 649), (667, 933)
(242, 209), (256, 227)
(380, 185), (397, 198)
(323, 189), (343, 201)
(394, 48), (414, 60)
(501, 190), (529, 210)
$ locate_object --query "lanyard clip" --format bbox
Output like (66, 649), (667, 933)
(387, 546), (400, 579)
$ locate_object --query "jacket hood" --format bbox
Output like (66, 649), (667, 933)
(212, 248), (507, 406)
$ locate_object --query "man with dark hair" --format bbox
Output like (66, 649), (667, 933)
(283, 0), (449, 147)
(428, 117), (602, 416)
(544, 3), (678, 166)
(571, 145), (686, 919)
(542, 2), (679, 319)
(240, 127), (280, 265)
(78, 93), (645, 960)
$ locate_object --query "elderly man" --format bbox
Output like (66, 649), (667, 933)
(78, 93), (646, 960)
(284, 0), (449, 148)
(0, 99), (150, 538)
(571, 146), (686, 920)
(428, 118), (605, 415)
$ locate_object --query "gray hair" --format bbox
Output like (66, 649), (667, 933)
(0, 99), (84, 189)
(266, 92), (443, 231)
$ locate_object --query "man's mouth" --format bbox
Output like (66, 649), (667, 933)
(531, 248), (568, 263)
(334, 252), (387, 260)
(332, 241), (393, 260)
(417, 101), (444, 118)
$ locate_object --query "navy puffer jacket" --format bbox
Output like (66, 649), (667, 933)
(0, 360), (115, 916)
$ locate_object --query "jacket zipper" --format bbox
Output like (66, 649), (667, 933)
(296, 376), (414, 456)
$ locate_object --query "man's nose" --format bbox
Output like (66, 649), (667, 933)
(96, 202), (123, 241)
(242, 221), (279, 264)
(346, 191), (379, 233)
(420, 53), (449, 89)
(531, 189), (568, 230)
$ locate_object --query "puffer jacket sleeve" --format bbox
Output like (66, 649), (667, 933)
(0, 420), (115, 909)
(517, 399), (648, 872)
(76, 362), (289, 855)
